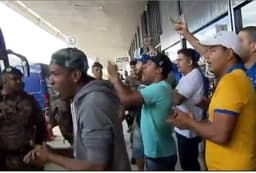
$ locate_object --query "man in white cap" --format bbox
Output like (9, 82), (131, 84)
(167, 31), (256, 170)
(172, 18), (256, 89)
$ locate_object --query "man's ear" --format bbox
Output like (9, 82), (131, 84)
(188, 59), (193, 66)
(227, 49), (234, 61)
(251, 42), (256, 53)
(71, 70), (82, 83)
(158, 67), (163, 76)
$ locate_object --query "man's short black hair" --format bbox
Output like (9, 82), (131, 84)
(240, 26), (256, 42)
(177, 48), (200, 68)
(149, 52), (172, 79)
(92, 62), (103, 69)
(129, 59), (137, 66)
(0, 66), (23, 89)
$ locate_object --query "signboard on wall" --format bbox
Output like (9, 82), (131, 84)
(116, 57), (130, 73)
(116, 57), (129, 63)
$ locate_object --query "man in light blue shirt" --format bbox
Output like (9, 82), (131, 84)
(108, 52), (177, 171)
(140, 80), (176, 158)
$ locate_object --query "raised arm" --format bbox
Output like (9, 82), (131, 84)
(107, 62), (144, 107)
(172, 17), (208, 57)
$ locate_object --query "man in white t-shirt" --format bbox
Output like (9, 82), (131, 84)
(174, 48), (205, 170)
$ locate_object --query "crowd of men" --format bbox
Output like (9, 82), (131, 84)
(0, 17), (255, 171)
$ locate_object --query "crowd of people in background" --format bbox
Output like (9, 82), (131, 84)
(0, 16), (255, 171)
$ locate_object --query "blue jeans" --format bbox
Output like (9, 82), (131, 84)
(132, 124), (144, 159)
(145, 155), (177, 171)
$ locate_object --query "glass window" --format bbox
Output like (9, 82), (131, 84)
(0, 59), (4, 72)
(7, 54), (23, 67)
(186, 15), (230, 49)
(195, 16), (231, 41)
(241, 1), (256, 27)
(186, 42), (193, 49)
(165, 42), (182, 62)
(232, 0), (246, 7)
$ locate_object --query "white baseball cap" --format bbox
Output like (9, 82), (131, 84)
(199, 31), (241, 57)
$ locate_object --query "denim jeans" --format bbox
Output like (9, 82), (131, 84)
(176, 132), (201, 170)
(145, 155), (177, 171)
(132, 123), (144, 159)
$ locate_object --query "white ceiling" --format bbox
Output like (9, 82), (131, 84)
(7, 0), (146, 66)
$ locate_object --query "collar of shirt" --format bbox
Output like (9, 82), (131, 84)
(245, 62), (256, 89)
(226, 63), (246, 74)
(246, 62), (256, 73)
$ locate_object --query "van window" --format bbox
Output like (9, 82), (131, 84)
(0, 59), (4, 72)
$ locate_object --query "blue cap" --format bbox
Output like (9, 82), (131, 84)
(149, 53), (172, 75)
(136, 53), (150, 64)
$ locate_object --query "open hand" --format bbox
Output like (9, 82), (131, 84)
(170, 16), (189, 35)
(107, 61), (119, 79)
(143, 36), (153, 47)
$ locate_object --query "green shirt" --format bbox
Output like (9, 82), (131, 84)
(139, 80), (176, 158)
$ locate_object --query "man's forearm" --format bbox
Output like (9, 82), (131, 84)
(47, 152), (106, 170)
(52, 148), (73, 158)
(196, 97), (210, 110)
(183, 31), (208, 57)
(110, 77), (133, 104)
(188, 119), (223, 144)
(174, 91), (187, 106)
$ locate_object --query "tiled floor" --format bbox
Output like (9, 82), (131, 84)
(44, 127), (70, 170)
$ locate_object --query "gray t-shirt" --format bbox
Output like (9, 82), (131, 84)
(71, 80), (131, 170)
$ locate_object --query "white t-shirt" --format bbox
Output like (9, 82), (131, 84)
(70, 101), (77, 157)
(175, 68), (205, 138)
